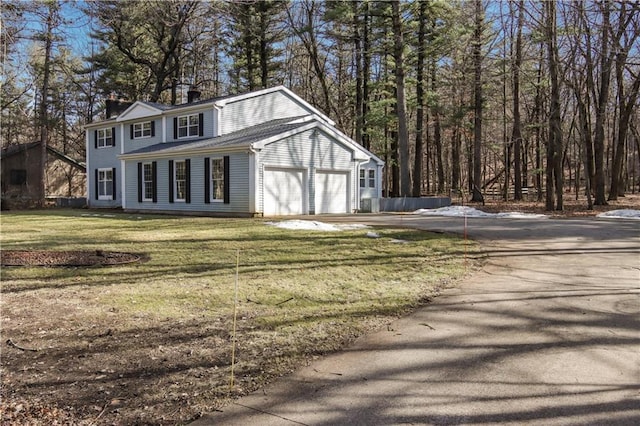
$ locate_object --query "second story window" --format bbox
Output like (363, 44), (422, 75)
(96, 128), (114, 148)
(132, 121), (153, 139)
(178, 114), (199, 138)
(174, 113), (203, 139)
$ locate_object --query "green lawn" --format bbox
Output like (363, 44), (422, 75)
(0, 209), (477, 424)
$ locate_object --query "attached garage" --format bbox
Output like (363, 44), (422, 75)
(315, 170), (350, 214)
(263, 167), (306, 215)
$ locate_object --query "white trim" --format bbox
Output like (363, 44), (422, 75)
(174, 159), (187, 202)
(248, 149), (258, 213)
(215, 86), (335, 127)
(262, 165), (308, 215)
(177, 113), (200, 139)
(85, 130), (90, 206)
(97, 128), (114, 148)
(252, 119), (383, 165)
(314, 168), (351, 214)
(132, 121), (152, 139)
(121, 160), (126, 208)
(162, 116), (167, 143)
(209, 157), (225, 202)
(120, 125), (125, 155)
(115, 102), (163, 122)
(142, 162), (154, 202)
(97, 168), (114, 200)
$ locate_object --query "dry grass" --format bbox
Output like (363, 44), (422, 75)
(0, 210), (476, 425)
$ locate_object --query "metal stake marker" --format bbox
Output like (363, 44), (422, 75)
(230, 249), (240, 390)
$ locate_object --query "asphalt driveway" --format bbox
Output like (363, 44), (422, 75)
(193, 215), (640, 425)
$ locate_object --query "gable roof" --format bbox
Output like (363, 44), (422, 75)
(1, 142), (86, 171)
(119, 115), (383, 166)
(86, 86), (335, 128)
(119, 116), (314, 159)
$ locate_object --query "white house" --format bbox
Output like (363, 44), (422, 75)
(85, 86), (383, 216)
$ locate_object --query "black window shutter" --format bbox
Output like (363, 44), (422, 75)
(223, 156), (230, 204)
(204, 157), (210, 204)
(168, 160), (174, 203)
(95, 169), (99, 200)
(137, 162), (143, 202)
(112, 167), (117, 199)
(94, 130), (97, 149)
(152, 161), (158, 203)
(130, 124), (134, 139)
(112, 127), (116, 147)
(151, 121), (155, 137)
(173, 117), (178, 139)
(198, 113), (204, 136)
(185, 159), (191, 203)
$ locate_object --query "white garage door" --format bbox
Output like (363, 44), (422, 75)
(315, 171), (349, 214)
(263, 168), (306, 215)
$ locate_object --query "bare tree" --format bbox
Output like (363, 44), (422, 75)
(545, 0), (563, 210)
(470, 0), (484, 202)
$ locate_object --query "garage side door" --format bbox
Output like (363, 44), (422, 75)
(315, 171), (349, 214)
(263, 168), (306, 215)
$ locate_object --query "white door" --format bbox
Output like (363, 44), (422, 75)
(315, 171), (349, 214)
(263, 167), (306, 215)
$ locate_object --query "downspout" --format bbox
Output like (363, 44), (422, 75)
(85, 129), (90, 207)
(248, 144), (260, 215)
(120, 125), (125, 208)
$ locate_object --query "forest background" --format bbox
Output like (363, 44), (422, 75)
(2, 0), (639, 211)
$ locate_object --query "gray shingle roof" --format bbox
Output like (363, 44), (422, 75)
(123, 116), (312, 157)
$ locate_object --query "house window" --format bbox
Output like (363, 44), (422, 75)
(211, 158), (225, 201)
(97, 168), (113, 200)
(9, 169), (27, 185)
(174, 160), (187, 201)
(177, 114), (199, 138)
(360, 169), (375, 188)
(143, 163), (154, 201)
(97, 128), (113, 147)
(133, 121), (152, 139)
(368, 169), (376, 188)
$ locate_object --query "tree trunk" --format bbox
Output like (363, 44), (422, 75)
(546, 0), (563, 210)
(38, 1), (58, 206)
(362, 0), (371, 151)
(353, 0), (363, 146)
(413, 0), (426, 197)
(451, 128), (461, 192)
(471, 0), (484, 203)
(391, 0), (411, 197)
(512, 0), (524, 200)
(608, 2), (640, 200)
(432, 61), (445, 194)
(593, 1), (613, 205)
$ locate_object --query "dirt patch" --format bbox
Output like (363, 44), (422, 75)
(0, 250), (142, 267)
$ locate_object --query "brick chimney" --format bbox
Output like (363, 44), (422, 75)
(105, 95), (133, 119)
(187, 89), (201, 103)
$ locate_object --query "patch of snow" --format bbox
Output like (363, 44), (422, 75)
(266, 220), (370, 232)
(597, 209), (640, 220)
(389, 239), (409, 244)
(414, 206), (547, 219)
(494, 212), (548, 219)
(366, 231), (381, 239)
